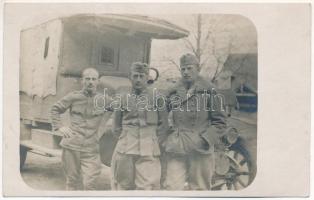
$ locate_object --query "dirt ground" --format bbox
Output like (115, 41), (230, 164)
(21, 117), (257, 191)
(21, 154), (112, 190)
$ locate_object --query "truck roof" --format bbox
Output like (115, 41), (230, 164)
(60, 14), (189, 39)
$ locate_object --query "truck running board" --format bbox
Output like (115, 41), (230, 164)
(20, 140), (62, 157)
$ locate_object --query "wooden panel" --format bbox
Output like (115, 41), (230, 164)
(59, 26), (93, 75)
(31, 129), (62, 149)
(118, 35), (147, 73)
(60, 25), (126, 77)
(20, 19), (62, 97)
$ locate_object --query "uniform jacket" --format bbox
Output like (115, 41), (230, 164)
(50, 90), (109, 153)
(112, 87), (168, 156)
(164, 76), (226, 155)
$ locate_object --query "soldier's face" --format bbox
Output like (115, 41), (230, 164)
(82, 70), (99, 93)
(130, 72), (148, 91)
(180, 64), (199, 83)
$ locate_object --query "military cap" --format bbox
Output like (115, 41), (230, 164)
(130, 62), (149, 74)
(180, 53), (199, 67)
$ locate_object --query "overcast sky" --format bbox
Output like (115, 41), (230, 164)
(150, 14), (257, 62)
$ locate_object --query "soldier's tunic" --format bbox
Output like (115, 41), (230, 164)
(163, 77), (226, 190)
(111, 87), (168, 190)
(51, 90), (109, 190)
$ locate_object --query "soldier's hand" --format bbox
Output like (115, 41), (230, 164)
(59, 127), (75, 138)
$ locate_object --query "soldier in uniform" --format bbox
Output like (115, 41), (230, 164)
(111, 62), (168, 190)
(50, 68), (111, 190)
(163, 54), (227, 190)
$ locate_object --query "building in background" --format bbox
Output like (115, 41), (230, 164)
(219, 53), (258, 112)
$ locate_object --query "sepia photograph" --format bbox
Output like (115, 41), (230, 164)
(3, 3), (310, 197)
(18, 12), (257, 191)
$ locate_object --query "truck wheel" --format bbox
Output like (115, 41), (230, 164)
(20, 145), (28, 170)
(211, 138), (256, 190)
(230, 137), (257, 185)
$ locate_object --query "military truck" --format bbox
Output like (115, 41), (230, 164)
(19, 13), (189, 167)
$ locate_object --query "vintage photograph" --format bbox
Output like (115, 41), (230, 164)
(19, 13), (257, 191)
(2, 2), (311, 197)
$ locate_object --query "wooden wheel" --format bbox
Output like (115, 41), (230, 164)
(212, 144), (253, 190)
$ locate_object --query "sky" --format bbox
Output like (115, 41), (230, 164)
(150, 14), (257, 62)
(149, 14), (257, 80)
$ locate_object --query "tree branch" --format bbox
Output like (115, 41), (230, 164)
(165, 58), (180, 71)
(183, 38), (198, 57)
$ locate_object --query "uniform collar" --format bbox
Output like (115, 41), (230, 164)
(177, 76), (211, 93)
(171, 76), (213, 103)
(131, 87), (148, 96)
(81, 89), (96, 97)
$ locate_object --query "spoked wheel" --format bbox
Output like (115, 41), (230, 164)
(212, 141), (254, 190)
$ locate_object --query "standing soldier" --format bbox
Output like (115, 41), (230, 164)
(50, 68), (111, 190)
(111, 62), (168, 190)
(163, 54), (226, 190)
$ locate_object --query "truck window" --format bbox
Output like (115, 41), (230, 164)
(43, 37), (49, 59)
(100, 46), (114, 66)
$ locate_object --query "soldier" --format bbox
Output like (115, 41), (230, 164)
(111, 62), (168, 190)
(163, 53), (227, 190)
(50, 68), (111, 190)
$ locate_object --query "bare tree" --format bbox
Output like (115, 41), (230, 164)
(163, 14), (236, 82)
(184, 15), (236, 82)
(210, 32), (235, 82)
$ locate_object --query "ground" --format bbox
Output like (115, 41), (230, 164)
(21, 153), (112, 190)
(21, 115), (257, 191)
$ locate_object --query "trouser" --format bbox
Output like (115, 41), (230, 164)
(164, 152), (214, 190)
(62, 148), (101, 190)
(160, 153), (168, 189)
(111, 152), (161, 190)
